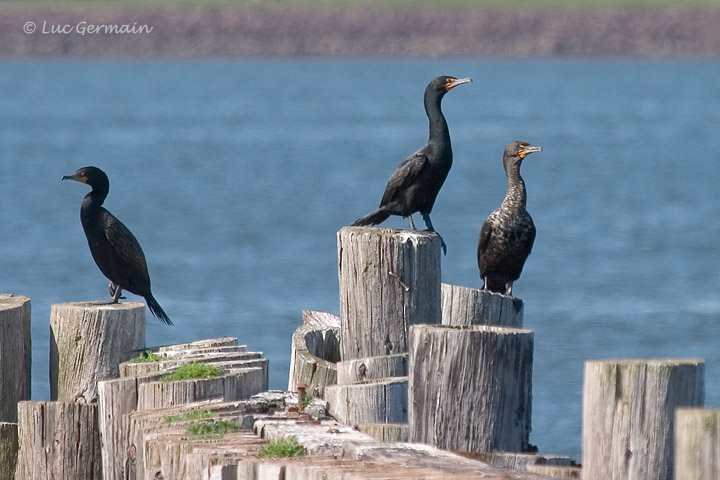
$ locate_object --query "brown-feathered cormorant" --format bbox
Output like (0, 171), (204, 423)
(351, 75), (471, 254)
(478, 141), (542, 296)
(63, 166), (173, 325)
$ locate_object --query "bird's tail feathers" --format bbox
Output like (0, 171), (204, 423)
(351, 208), (390, 227)
(146, 294), (173, 326)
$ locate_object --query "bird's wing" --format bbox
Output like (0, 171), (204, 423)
(103, 211), (148, 271)
(477, 218), (493, 262)
(524, 220), (537, 255)
(380, 149), (429, 205)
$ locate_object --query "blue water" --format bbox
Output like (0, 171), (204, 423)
(2, 58), (720, 460)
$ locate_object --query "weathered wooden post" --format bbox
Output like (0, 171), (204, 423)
(674, 408), (720, 480)
(16, 400), (102, 480)
(0, 294), (31, 423)
(50, 301), (145, 403)
(441, 283), (523, 328)
(0, 422), (18, 480)
(582, 358), (704, 480)
(328, 227), (442, 427)
(337, 226), (442, 359)
(408, 324), (534, 453)
(98, 377), (141, 480)
(288, 310), (340, 398)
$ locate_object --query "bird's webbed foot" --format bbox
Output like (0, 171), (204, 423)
(421, 213), (446, 255)
(109, 282), (125, 302)
(421, 213), (435, 232)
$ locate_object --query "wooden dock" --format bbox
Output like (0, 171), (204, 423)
(1, 227), (719, 479)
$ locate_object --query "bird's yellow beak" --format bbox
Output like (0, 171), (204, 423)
(445, 77), (472, 90)
(62, 173), (87, 183)
(518, 145), (542, 159)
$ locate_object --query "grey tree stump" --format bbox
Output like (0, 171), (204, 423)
(674, 408), (720, 480)
(0, 422), (18, 480)
(288, 310), (340, 398)
(582, 358), (704, 480)
(0, 294), (31, 423)
(50, 301), (145, 403)
(16, 400), (101, 480)
(337, 226), (441, 360)
(408, 324), (534, 453)
(441, 283), (524, 327)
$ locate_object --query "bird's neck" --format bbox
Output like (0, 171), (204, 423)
(503, 166), (527, 211)
(425, 93), (449, 148)
(81, 190), (106, 216)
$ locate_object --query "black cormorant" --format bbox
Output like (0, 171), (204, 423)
(63, 166), (173, 325)
(351, 75), (471, 253)
(478, 141), (542, 296)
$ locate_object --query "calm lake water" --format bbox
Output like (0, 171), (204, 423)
(2, 58), (720, 460)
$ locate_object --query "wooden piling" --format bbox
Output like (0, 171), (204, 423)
(0, 422), (18, 480)
(98, 337), (267, 480)
(97, 377), (140, 480)
(337, 226), (442, 360)
(408, 324), (534, 453)
(582, 358), (704, 480)
(441, 283), (524, 328)
(50, 301), (145, 403)
(288, 310), (340, 398)
(0, 294), (31, 423)
(16, 400), (101, 480)
(674, 408), (720, 480)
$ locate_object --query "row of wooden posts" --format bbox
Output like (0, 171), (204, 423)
(0, 295), (269, 479)
(288, 226), (719, 480)
(0, 226), (718, 479)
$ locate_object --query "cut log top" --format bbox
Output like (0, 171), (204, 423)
(156, 337), (238, 351)
(586, 358), (705, 367)
(412, 323), (533, 335)
(0, 294), (30, 310)
(52, 300), (146, 312)
(339, 225), (442, 243)
(302, 310), (341, 329)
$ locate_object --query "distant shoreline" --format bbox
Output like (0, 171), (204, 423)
(3, 8), (720, 58)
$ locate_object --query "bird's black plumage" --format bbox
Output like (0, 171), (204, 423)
(63, 166), (172, 325)
(478, 141), (542, 296)
(352, 75), (471, 253)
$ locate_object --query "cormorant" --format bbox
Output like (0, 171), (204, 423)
(63, 166), (173, 325)
(351, 75), (471, 254)
(478, 141), (542, 296)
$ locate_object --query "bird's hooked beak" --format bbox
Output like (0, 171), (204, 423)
(62, 173), (87, 183)
(445, 77), (472, 90)
(518, 145), (542, 159)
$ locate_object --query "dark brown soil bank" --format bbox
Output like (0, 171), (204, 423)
(3, 8), (720, 57)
